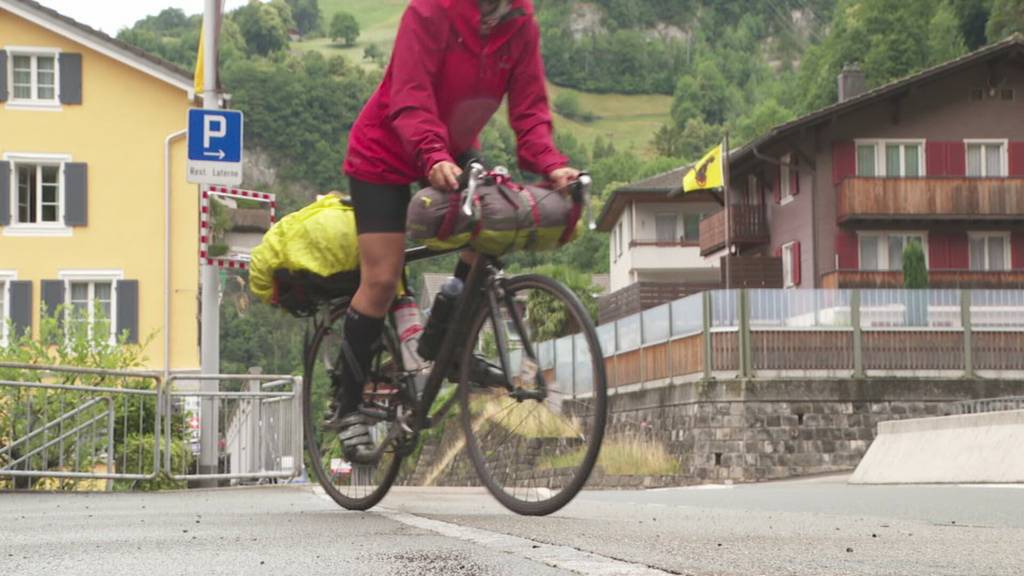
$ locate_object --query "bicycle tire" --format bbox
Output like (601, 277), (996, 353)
(302, 307), (404, 511)
(459, 274), (607, 516)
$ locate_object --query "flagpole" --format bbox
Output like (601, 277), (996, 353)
(723, 132), (732, 292)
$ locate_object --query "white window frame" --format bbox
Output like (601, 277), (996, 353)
(0, 270), (16, 347)
(780, 154), (794, 205)
(854, 139), (927, 178)
(615, 222), (623, 259)
(968, 232), (1011, 271)
(59, 270), (123, 346)
(857, 231), (929, 271)
(5, 46), (62, 111)
(782, 242), (796, 289)
(3, 152), (72, 237)
(964, 139), (1009, 178)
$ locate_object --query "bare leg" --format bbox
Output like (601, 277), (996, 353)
(352, 232), (407, 317)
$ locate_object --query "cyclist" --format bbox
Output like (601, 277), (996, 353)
(331, 0), (580, 462)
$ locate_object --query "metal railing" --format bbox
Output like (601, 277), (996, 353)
(0, 363), (302, 490)
(954, 396), (1024, 415)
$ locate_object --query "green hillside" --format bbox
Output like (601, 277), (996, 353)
(294, 0), (672, 157)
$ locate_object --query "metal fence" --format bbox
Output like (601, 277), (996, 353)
(954, 396), (1024, 415)
(0, 363), (301, 491)
(537, 289), (1024, 391)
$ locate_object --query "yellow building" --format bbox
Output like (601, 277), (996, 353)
(0, 0), (199, 374)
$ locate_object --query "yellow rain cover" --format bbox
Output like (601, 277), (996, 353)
(249, 195), (360, 303)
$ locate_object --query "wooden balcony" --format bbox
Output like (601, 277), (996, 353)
(838, 177), (1024, 222)
(821, 270), (1024, 289)
(699, 205), (769, 256)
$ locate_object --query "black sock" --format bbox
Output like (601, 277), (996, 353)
(335, 307), (385, 411)
(454, 259), (472, 282)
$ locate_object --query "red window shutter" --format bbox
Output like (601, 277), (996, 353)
(1012, 232), (1024, 270)
(790, 155), (801, 196)
(773, 246), (782, 258)
(832, 141), (855, 185)
(926, 142), (949, 177)
(949, 233), (970, 269)
(836, 230), (859, 270)
(792, 242), (802, 286)
(1009, 142), (1024, 177)
(929, 233), (950, 270)
(773, 165), (782, 204)
(947, 141), (967, 176)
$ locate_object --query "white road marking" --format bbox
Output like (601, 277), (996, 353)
(378, 508), (678, 576)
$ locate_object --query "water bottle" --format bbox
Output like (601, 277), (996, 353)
(391, 297), (429, 372)
(417, 277), (464, 361)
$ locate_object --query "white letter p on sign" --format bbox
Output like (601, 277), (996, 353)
(204, 115), (227, 149)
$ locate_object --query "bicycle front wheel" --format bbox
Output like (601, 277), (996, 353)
(459, 274), (607, 516)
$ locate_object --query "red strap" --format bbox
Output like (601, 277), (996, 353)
(524, 188), (541, 228)
(436, 192), (462, 241)
(559, 200), (582, 245)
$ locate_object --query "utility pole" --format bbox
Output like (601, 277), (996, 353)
(723, 132), (732, 291)
(198, 0), (221, 486)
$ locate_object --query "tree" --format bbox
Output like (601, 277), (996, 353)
(734, 99), (793, 145)
(330, 12), (360, 46)
(285, 0), (322, 36)
(903, 240), (928, 289)
(233, 0), (292, 56)
(988, 0), (1024, 42)
(524, 265), (600, 341)
(929, 2), (969, 66)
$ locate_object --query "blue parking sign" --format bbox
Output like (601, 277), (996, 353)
(187, 108), (244, 185)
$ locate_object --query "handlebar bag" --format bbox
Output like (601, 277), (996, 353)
(250, 194), (361, 315)
(406, 179), (582, 256)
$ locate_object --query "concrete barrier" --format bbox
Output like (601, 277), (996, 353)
(850, 410), (1024, 484)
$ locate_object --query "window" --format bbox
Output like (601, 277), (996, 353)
(856, 141), (924, 177)
(683, 213), (702, 243)
(15, 162), (61, 224)
(9, 51), (58, 104)
(66, 280), (115, 343)
(615, 222), (623, 258)
(970, 233), (1009, 271)
(966, 141), (1007, 178)
(859, 232), (926, 271)
(655, 213), (677, 243)
(782, 242), (798, 288)
(780, 154), (794, 203)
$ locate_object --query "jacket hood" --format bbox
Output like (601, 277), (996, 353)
(449, 0), (533, 54)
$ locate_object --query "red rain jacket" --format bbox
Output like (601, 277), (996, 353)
(343, 0), (567, 185)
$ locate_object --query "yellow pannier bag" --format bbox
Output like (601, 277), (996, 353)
(250, 195), (361, 316)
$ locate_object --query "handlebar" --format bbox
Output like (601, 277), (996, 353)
(455, 163), (595, 229)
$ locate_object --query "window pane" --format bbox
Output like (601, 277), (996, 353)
(986, 145), (1002, 177)
(41, 165), (59, 186)
(36, 56), (54, 72)
(904, 145), (921, 177)
(94, 282), (112, 302)
(41, 205), (58, 222)
(36, 57), (55, 99)
(886, 145), (901, 177)
(967, 145), (983, 177)
(17, 166), (35, 223)
(655, 214), (676, 243)
(889, 236), (905, 271)
(70, 282), (89, 303)
(989, 237), (1006, 271)
(857, 145), (876, 177)
(683, 213), (701, 242)
(860, 236), (879, 271)
(970, 237), (986, 271)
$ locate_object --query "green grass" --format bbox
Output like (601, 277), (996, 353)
(296, 1), (672, 156)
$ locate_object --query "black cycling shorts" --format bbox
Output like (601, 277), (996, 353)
(348, 177), (412, 234)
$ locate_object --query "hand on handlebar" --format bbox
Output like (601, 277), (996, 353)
(429, 161), (464, 193)
(547, 167), (581, 192)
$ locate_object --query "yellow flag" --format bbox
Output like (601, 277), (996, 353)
(194, 25), (205, 94)
(682, 143), (725, 193)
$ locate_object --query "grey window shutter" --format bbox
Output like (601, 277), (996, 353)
(116, 279), (139, 344)
(0, 51), (8, 102)
(9, 281), (32, 338)
(64, 163), (88, 226)
(59, 53), (82, 105)
(0, 161), (9, 227)
(41, 280), (65, 324)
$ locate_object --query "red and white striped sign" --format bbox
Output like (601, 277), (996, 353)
(199, 185), (276, 270)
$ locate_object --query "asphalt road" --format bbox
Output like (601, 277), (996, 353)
(2, 476), (1022, 576)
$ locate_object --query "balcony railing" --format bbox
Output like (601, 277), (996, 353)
(821, 270), (1024, 290)
(838, 177), (1024, 222)
(699, 205), (768, 256)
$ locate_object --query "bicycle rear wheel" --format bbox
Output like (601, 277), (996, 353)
(303, 307), (405, 511)
(459, 274), (607, 516)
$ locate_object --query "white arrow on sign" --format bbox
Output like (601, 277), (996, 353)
(203, 150), (226, 160)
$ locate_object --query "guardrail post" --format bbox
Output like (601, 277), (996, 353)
(702, 291), (713, 380)
(739, 289), (752, 379)
(962, 289), (974, 378)
(666, 302), (674, 382)
(852, 289), (864, 378)
(106, 398), (115, 492)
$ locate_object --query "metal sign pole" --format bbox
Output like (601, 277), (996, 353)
(198, 0), (221, 486)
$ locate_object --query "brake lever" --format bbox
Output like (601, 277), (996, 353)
(461, 162), (485, 217)
(575, 173), (596, 231)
